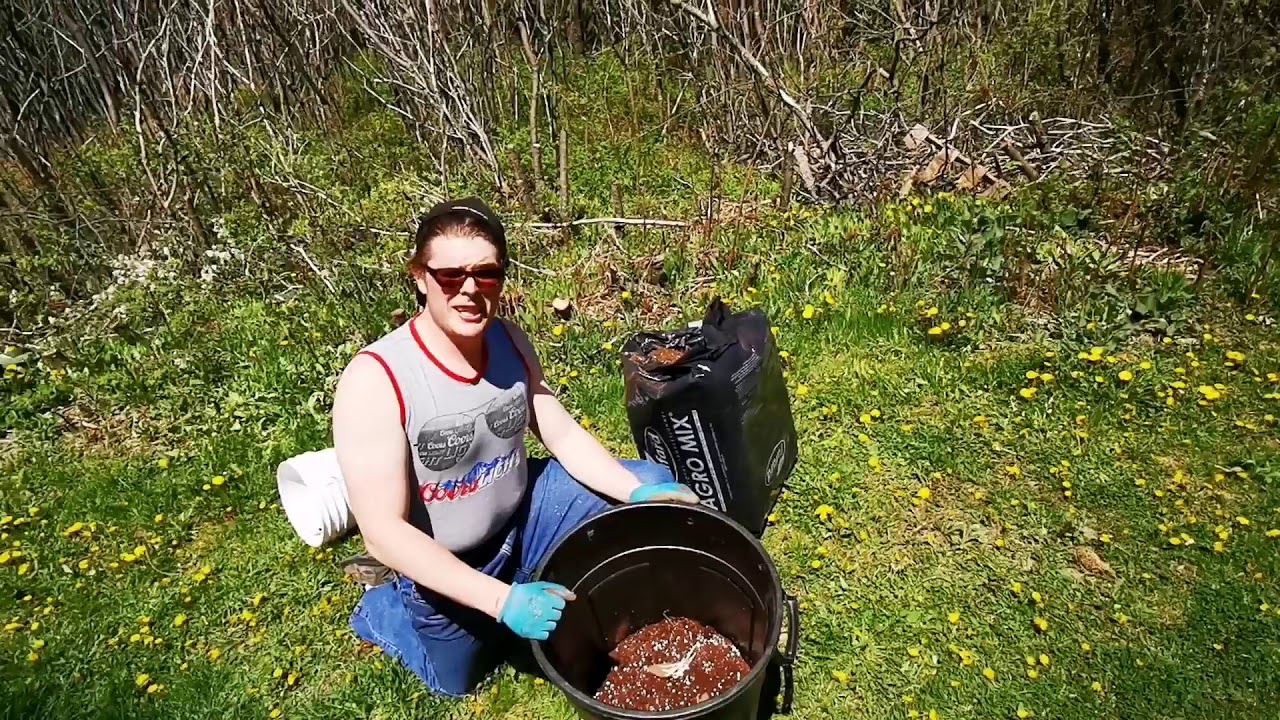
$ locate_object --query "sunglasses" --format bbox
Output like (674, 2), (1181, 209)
(424, 264), (505, 290)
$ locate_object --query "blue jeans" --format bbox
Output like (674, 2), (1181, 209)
(349, 457), (673, 697)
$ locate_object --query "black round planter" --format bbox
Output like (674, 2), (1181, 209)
(531, 502), (798, 720)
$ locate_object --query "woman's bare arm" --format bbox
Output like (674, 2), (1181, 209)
(332, 355), (513, 618)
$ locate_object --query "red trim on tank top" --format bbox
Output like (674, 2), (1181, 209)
(409, 316), (488, 385)
(358, 351), (407, 427)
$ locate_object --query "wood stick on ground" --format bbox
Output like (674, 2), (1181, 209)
(509, 258), (555, 276)
(790, 142), (818, 197)
(523, 217), (690, 230)
(291, 244), (336, 294)
(557, 124), (570, 222)
(1002, 141), (1041, 181)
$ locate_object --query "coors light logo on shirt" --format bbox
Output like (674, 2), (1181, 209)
(417, 447), (521, 504)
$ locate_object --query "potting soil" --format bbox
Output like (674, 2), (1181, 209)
(594, 617), (750, 712)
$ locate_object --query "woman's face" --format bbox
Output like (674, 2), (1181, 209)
(414, 233), (504, 340)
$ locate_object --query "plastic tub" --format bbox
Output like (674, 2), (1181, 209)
(531, 503), (799, 720)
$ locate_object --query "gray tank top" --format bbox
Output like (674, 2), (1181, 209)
(357, 317), (530, 554)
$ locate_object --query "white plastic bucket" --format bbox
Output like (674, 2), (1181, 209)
(276, 448), (355, 547)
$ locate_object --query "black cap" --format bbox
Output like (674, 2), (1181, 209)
(414, 196), (507, 264)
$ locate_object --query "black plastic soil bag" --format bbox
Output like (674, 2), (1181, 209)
(621, 299), (798, 536)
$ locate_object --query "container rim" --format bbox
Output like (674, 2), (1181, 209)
(529, 502), (784, 719)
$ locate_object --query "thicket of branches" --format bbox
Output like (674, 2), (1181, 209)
(3, 0), (1279, 313)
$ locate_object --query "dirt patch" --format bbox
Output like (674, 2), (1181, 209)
(594, 617), (750, 713)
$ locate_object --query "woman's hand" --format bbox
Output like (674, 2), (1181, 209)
(498, 582), (578, 640)
(627, 482), (699, 504)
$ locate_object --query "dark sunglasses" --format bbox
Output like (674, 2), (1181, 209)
(424, 264), (505, 289)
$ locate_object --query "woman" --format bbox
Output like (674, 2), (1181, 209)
(332, 197), (697, 697)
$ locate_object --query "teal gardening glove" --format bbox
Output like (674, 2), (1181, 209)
(499, 582), (576, 640)
(628, 482), (700, 504)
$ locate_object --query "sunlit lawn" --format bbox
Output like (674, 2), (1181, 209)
(3, 201), (1280, 720)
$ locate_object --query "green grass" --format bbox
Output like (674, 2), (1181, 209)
(4, 174), (1280, 720)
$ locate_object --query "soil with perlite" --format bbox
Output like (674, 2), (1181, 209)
(594, 617), (751, 712)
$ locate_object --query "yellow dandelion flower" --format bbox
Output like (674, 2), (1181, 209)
(135, 673), (151, 688)
(982, 667), (996, 682)
(831, 670), (850, 683)
(802, 305), (816, 320)
(1019, 387), (1038, 400)
(1033, 617), (1049, 633)
(1091, 681), (1104, 693)
(1027, 668), (1040, 680)
(948, 612), (961, 625)
(815, 504), (836, 521)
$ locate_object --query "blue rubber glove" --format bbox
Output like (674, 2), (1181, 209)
(499, 582), (576, 640)
(628, 482), (700, 504)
